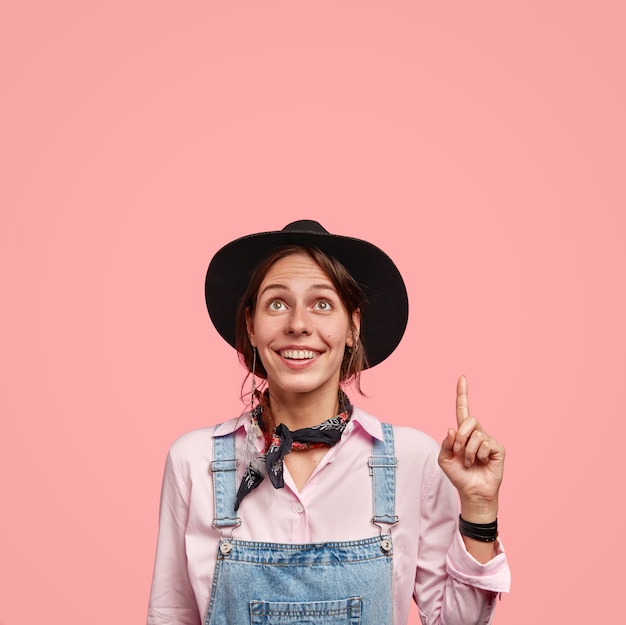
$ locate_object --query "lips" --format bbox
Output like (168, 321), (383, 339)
(280, 349), (317, 360)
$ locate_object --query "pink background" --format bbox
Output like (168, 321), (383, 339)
(1, 1), (624, 623)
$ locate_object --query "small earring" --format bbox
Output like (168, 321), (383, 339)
(251, 347), (257, 410)
(239, 346), (263, 472)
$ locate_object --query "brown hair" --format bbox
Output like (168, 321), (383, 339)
(235, 245), (369, 392)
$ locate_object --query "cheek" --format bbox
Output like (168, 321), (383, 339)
(252, 316), (279, 344)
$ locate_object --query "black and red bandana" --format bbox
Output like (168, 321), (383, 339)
(234, 391), (352, 510)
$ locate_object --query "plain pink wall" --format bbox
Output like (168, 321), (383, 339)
(1, 1), (624, 623)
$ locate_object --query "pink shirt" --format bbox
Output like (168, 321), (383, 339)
(147, 407), (511, 625)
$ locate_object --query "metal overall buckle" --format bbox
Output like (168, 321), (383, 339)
(372, 517), (399, 554)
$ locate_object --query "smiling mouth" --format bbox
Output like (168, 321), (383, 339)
(280, 349), (317, 360)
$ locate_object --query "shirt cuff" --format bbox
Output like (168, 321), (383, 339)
(446, 530), (512, 593)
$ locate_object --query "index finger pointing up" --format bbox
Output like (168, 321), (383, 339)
(456, 375), (470, 426)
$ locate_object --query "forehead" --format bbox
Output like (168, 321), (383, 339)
(259, 252), (333, 286)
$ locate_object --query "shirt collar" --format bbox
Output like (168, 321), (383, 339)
(212, 405), (384, 441)
(349, 406), (384, 441)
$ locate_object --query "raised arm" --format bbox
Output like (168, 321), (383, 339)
(438, 375), (505, 563)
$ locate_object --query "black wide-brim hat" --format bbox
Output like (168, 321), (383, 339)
(205, 220), (409, 368)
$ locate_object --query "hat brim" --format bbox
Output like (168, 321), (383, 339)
(205, 222), (408, 368)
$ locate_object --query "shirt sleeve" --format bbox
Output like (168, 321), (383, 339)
(147, 451), (202, 625)
(414, 453), (511, 625)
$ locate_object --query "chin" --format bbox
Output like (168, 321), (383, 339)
(268, 375), (338, 397)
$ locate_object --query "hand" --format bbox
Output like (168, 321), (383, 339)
(438, 376), (505, 521)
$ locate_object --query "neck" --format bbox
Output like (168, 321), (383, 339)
(264, 388), (341, 431)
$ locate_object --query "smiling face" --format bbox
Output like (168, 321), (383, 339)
(246, 252), (360, 403)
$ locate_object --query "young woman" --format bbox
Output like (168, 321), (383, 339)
(147, 220), (511, 625)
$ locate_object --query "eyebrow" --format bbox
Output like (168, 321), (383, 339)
(259, 282), (337, 297)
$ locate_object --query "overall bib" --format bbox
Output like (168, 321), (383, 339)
(205, 423), (399, 625)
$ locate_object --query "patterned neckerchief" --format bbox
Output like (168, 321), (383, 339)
(234, 390), (353, 510)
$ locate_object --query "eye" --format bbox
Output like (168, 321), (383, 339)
(268, 300), (286, 311)
(314, 300), (332, 311)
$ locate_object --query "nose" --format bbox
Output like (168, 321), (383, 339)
(286, 304), (311, 335)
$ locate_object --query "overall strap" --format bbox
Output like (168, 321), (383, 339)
(209, 424), (241, 532)
(369, 422), (399, 528)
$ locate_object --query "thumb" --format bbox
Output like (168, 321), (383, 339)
(439, 428), (456, 458)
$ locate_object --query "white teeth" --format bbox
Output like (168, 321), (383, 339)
(282, 349), (316, 360)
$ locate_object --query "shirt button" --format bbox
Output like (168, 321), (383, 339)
(295, 503), (305, 513)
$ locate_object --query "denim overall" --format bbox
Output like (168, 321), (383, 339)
(205, 423), (398, 625)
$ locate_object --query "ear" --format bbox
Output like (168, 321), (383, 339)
(245, 308), (256, 347)
(346, 308), (361, 348)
